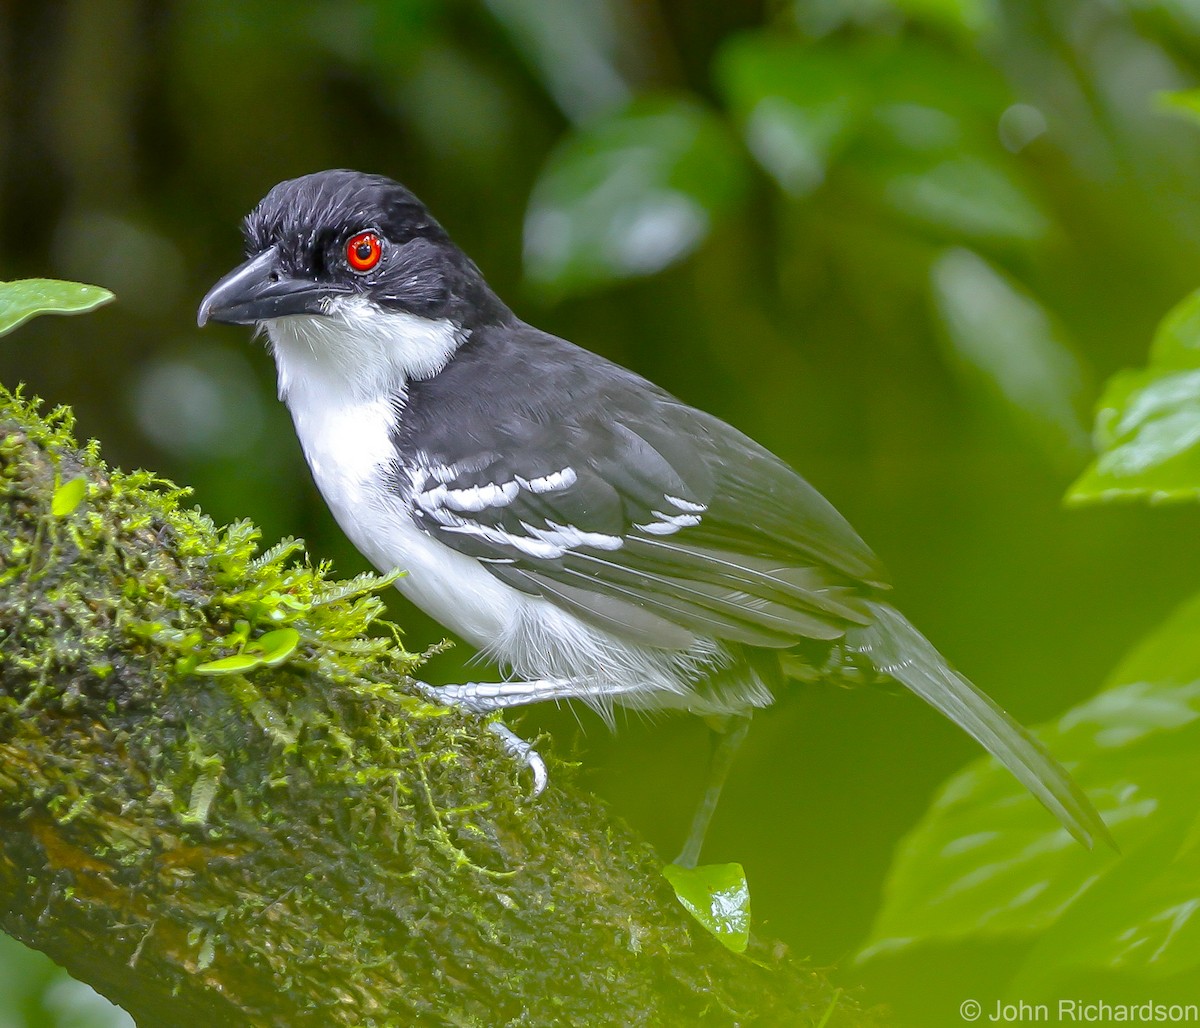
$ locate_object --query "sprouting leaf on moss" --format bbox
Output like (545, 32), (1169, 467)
(250, 627), (301, 667)
(51, 475), (88, 517)
(0, 279), (114, 337)
(662, 861), (751, 953)
(312, 569), (403, 607)
(1068, 287), (1200, 504)
(194, 653), (267, 676)
(860, 590), (1200, 986)
(195, 628), (302, 676)
(247, 537), (306, 572)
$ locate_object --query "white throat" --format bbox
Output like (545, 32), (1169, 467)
(262, 296), (465, 408)
(259, 299), (466, 561)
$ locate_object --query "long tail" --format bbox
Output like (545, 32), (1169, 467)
(846, 601), (1112, 848)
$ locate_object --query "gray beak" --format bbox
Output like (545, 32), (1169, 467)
(197, 247), (349, 327)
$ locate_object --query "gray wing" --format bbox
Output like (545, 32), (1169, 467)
(396, 339), (887, 651)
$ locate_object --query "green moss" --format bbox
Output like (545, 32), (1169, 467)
(0, 383), (419, 679)
(0, 384), (522, 862)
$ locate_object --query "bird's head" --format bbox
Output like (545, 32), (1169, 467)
(198, 169), (506, 329)
(198, 170), (509, 397)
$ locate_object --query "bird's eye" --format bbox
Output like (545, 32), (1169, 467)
(346, 231), (382, 273)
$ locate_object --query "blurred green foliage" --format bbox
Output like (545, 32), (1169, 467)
(6, 0), (1200, 1023)
(863, 297), (1200, 1009)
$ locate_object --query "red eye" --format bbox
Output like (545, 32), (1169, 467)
(346, 231), (382, 272)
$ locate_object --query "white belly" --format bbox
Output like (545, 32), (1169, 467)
(287, 391), (519, 648)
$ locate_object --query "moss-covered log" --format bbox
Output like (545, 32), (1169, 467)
(0, 388), (874, 1026)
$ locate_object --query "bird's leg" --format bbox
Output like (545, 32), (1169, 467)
(416, 677), (645, 797)
(674, 713), (752, 869)
(412, 680), (550, 796)
(428, 677), (647, 711)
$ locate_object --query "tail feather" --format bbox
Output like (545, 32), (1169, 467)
(847, 601), (1112, 849)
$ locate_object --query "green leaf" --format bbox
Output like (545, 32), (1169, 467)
(1067, 367), (1200, 504)
(1009, 811), (1200, 993)
(662, 862), (751, 953)
(194, 653), (264, 676)
(51, 475), (88, 517)
(0, 279), (114, 337)
(248, 627), (301, 667)
(883, 0), (996, 36)
(193, 629), (300, 678)
(1069, 287), (1200, 504)
(523, 96), (746, 294)
(1156, 89), (1200, 131)
(931, 248), (1088, 462)
(860, 590), (1200, 985)
(880, 153), (1049, 245)
(1148, 286), (1200, 369)
(716, 36), (867, 196)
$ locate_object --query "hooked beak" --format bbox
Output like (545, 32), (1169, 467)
(197, 248), (350, 327)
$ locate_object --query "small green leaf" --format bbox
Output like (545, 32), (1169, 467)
(196, 931), (216, 971)
(0, 279), (114, 337)
(1067, 367), (1200, 504)
(249, 627), (301, 667)
(662, 861), (751, 953)
(183, 771), (221, 825)
(523, 96), (746, 294)
(194, 653), (264, 676)
(1070, 287), (1200, 504)
(51, 475), (88, 517)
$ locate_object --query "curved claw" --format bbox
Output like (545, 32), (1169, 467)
(487, 721), (548, 797)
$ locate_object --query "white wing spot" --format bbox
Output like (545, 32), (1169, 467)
(521, 519), (624, 553)
(440, 480), (519, 512)
(409, 460), (624, 558)
(438, 514), (622, 559)
(524, 467), (578, 494)
(636, 508), (703, 537)
(665, 495), (706, 513)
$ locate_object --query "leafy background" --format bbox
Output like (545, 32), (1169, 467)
(4, 1), (1200, 1024)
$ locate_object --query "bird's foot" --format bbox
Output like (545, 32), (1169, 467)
(487, 721), (548, 797)
(415, 681), (548, 796)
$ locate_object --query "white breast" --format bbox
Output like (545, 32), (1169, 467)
(262, 307), (522, 647)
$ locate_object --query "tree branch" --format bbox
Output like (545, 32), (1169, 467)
(0, 387), (875, 1026)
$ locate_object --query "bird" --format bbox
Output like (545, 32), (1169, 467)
(197, 169), (1111, 866)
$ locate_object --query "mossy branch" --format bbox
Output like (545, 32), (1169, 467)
(0, 386), (872, 1027)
